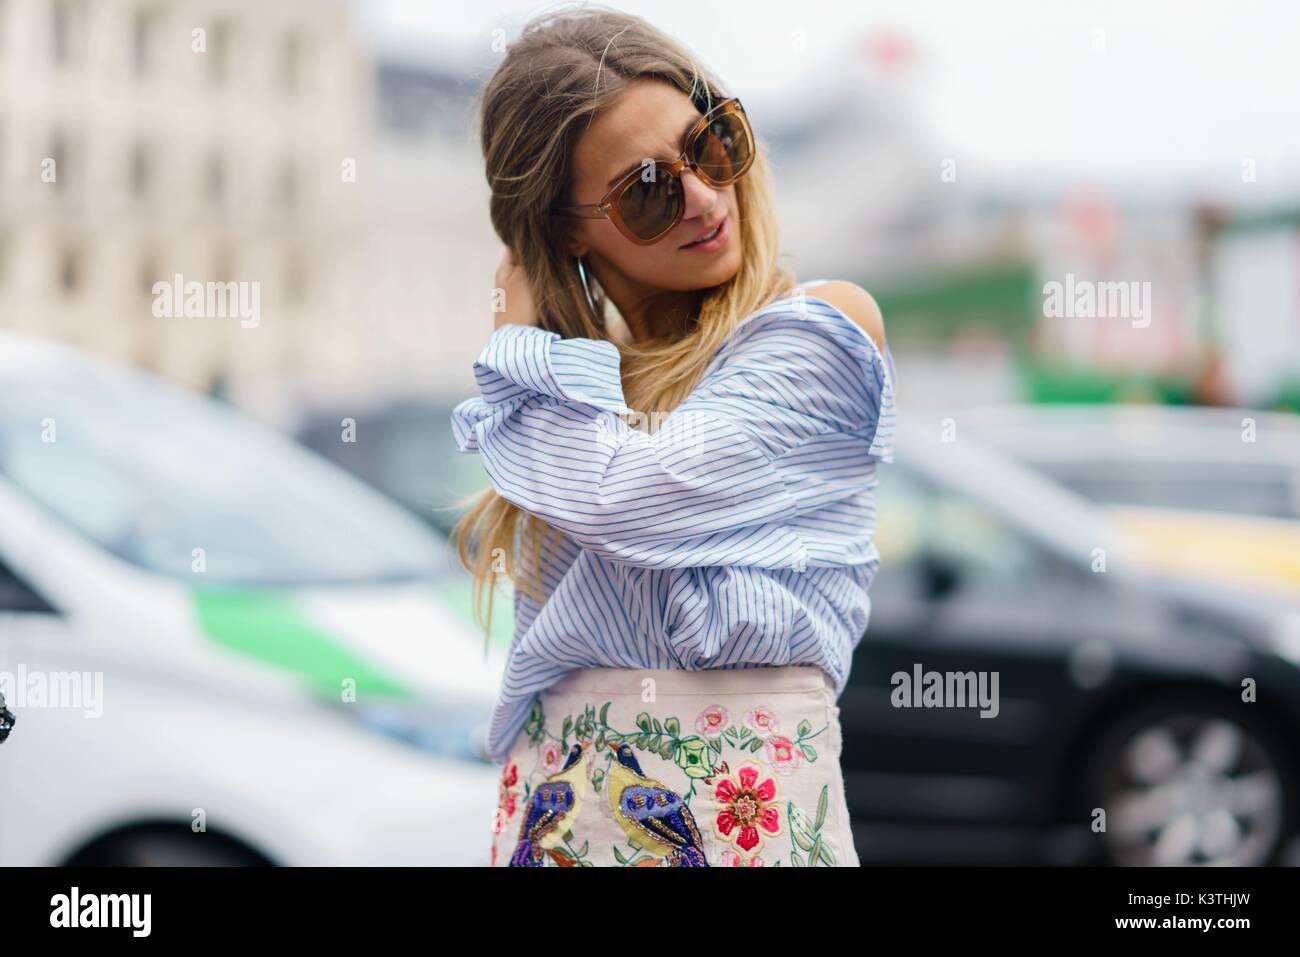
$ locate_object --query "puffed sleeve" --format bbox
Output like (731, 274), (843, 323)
(450, 301), (894, 569)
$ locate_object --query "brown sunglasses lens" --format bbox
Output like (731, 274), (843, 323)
(614, 167), (684, 241)
(690, 111), (752, 185)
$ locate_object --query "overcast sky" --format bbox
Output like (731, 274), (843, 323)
(356, 0), (1300, 200)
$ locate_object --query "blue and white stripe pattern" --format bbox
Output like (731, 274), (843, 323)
(451, 286), (897, 762)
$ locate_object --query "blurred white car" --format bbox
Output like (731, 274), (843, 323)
(0, 334), (504, 866)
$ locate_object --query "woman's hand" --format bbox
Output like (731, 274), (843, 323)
(493, 248), (539, 331)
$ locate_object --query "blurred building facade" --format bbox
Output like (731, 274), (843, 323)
(4, 3), (1297, 419)
(0, 0), (370, 417)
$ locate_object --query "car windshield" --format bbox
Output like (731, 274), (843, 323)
(0, 355), (446, 586)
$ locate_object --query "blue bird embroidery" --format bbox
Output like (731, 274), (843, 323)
(606, 743), (710, 867)
(509, 742), (589, 866)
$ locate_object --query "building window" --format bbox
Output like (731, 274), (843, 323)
(208, 18), (232, 86)
(48, 130), (69, 193)
(282, 30), (309, 95)
(129, 140), (152, 199)
(57, 243), (83, 296)
(51, 0), (84, 68)
(204, 149), (225, 206)
(138, 252), (158, 299)
(132, 5), (162, 77)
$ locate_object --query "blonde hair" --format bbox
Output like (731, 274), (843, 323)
(451, 5), (795, 640)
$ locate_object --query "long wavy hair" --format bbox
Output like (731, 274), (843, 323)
(451, 5), (795, 641)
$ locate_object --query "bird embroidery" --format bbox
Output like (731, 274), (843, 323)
(606, 743), (710, 867)
(509, 742), (589, 867)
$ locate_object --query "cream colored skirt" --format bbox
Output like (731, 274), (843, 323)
(489, 665), (860, 867)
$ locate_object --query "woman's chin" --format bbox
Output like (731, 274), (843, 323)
(678, 249), (743, 290)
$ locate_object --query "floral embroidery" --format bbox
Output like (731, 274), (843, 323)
(494, 760), (520, 833)
(744, 706), (779, 738)
(498, 692), (846, 866)
(763, 735), (804, 774)
(788, 785), (837, 867)
(539, 740), (565, 776)
(490, 759), (521, 867)
(695, 704), (731, 739)
(713, 763), (783, 853)
(674, 736), (712, 779)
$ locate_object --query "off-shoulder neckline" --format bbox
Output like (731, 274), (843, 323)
(712, 286), (895, 395)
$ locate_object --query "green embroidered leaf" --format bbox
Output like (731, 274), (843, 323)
(612, 844), (628, 865)
(748, 737), (763, 753)
(652, 717), (662, 733)
(790, 803), (817, 848)
(561, 715), (573, 742)
(815, 785), (829, 830)
(797, 719), (812, 737)
(665, 717), (680, 736)
(738, 727), (751, 740)
(660, 740), (675, 760)
(791, 851), (805, 867)
(635, 712), (652, 732)
(577, 840), (589, 856)
(801, 743), (818, 763)
(808, 837), (826, 867)
(599, 701), (611, 725)
(818, 843), (837, 866)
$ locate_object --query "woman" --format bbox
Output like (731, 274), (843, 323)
(450, 6), (895, 868)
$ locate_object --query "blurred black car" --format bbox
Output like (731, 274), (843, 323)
(297, 401), (1300, 866)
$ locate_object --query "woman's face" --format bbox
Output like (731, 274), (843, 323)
(564, 79), (744, 296)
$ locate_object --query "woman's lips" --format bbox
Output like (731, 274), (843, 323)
(679, 215), (730, 253)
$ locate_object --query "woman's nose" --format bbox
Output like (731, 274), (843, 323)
(679, 169), (720, 221)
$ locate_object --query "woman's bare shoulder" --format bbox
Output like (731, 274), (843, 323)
(802, 280), (886, 354)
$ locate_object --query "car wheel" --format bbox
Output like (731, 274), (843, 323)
(1084, 694), (1296, 866)
(66, 828), (271, 866)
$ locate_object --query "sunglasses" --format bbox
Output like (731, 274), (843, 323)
(553, 97), (755, 245)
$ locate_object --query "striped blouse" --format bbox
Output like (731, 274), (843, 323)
(451, 282), (897, 762)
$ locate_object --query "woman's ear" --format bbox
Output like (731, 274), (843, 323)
(563, 232), (588, 257)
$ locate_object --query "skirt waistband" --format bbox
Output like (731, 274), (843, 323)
(546, 665), (833, 697)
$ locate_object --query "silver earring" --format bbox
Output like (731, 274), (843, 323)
(576, 256), (600, 321)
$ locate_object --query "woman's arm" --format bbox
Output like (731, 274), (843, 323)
(451, 292), (893, 569)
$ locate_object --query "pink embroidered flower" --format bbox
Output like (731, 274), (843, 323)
(493, 760), (519, 835)
(743, 706), (779, 739)
(539, 740), (565, 776)
(696, 704), (731, 739)
(713, 763), (783, 852)
(720, 850), (767, 867)
(763, 735), (805, 775)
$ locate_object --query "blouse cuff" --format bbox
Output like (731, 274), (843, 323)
(472, 324), (633, 415)
(867, 342), (897, 463)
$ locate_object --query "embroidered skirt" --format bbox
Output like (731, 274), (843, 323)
(489, 665), (859, 867)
